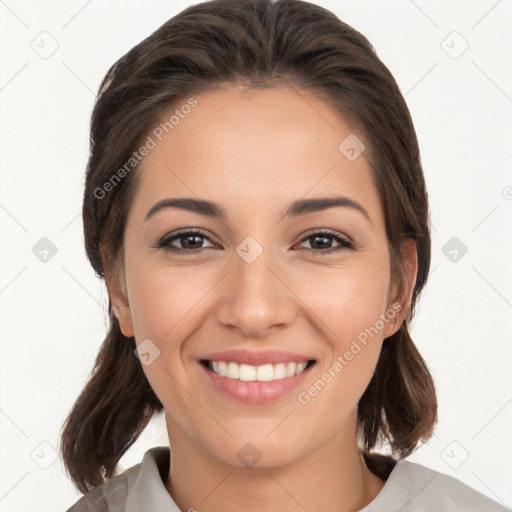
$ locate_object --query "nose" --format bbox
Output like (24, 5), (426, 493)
(215, 238), (296, 339)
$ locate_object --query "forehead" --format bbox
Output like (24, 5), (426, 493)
(130, 86), (384, 227)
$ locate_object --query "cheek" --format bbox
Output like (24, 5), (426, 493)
(125, 264), (221, 396)
(292, 259), (390, 340)
(126, 266), (209, 408)
(295, 281), (387, 426)
(292, 261), (389, 400)
(127, 264), (213, 341)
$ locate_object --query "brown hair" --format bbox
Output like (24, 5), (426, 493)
(60, 0), (437, 494)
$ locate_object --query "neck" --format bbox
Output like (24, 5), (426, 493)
(164, 410), (386, 512)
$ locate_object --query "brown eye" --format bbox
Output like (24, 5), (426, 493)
(156, 230), (216, 253)
(295, 230), (355, 254)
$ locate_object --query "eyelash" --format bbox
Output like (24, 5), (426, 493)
(154, 229), (356, 255)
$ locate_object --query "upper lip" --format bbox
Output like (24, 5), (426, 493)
(199, 349), (315, 366)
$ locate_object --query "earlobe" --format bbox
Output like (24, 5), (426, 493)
(385, 238), (418, 338)
(106, 279), (135, 338)
(115, 308), (135, 338)
(401, 238), (418, 312)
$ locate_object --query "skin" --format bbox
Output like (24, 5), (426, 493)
(108, 85), (418, 512)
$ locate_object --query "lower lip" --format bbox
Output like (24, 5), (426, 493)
(198, 361), (315, 404)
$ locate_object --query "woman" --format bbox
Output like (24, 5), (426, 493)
(61, 0), (508, 510)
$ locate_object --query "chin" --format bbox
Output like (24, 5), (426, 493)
(206, 429), (310, 470)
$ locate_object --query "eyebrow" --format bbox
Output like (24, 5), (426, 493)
(144, 195), (372, 225)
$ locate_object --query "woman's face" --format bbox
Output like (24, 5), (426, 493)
(110, 85), (416, 468)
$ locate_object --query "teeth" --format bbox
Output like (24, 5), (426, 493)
(239, 363), (256, 381)
(218, 361), (228, 377)
(209, 360), (309, 381)
(228, 362), (242, 379)
(286, 362), (298, 378)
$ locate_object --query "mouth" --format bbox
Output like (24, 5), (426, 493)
(198, 358), (317, 404)
(199, 358), (317, 381)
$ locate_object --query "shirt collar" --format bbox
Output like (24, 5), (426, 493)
(125, 446), (179, 512)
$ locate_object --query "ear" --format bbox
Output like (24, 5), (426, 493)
(383, 238), (418, 338)
(106, 274), (135, 338)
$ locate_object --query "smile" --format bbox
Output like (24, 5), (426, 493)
(200, 359), (315, 381)
(202, 360), (314, 382)
(198, 359), (317, 404)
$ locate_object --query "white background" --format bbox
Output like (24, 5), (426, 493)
(0, 1), (511, 510)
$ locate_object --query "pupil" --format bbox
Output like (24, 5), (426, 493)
(313, 235), (330, 249)
(184, 234), (201, 248)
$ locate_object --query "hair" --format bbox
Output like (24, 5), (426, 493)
(60, 0), (437, 494)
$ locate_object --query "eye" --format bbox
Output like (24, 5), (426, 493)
(154, 229), (355, 255)
(294, 230), (355, 254)
(155, 229), (217, 253)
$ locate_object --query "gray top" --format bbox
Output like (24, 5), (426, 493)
(65, 446), (509, 511)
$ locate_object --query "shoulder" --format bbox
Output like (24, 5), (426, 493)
(64, 446), (172, 512)
(63, 464), (136, 512)
(364, 459), (510, 511)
